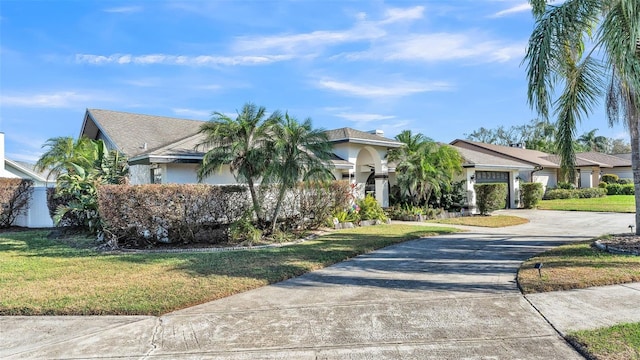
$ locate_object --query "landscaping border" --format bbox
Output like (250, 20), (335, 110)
(593, 239), (640, 256)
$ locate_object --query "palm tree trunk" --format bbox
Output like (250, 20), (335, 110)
(630, 113), (640, 235)
(246, 178), (263, 224)
(270, 185), (288, 233)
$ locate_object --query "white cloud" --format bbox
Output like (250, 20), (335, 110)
(6, 151), (42, 163)
(317, 78), (451, 98)
(344, 33), (526, 63)
(379, 6), (424, 24)
(231, 6), (423, 55)
(172, 108), (211, 119)
(1, 91), (99, 108)
(491, 3), (531, 17)
(103, 6), (143, 14)
(75, 53), (292, 66)
(335, 113), (396, 122)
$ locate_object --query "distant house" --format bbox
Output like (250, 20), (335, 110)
(79, 109), (403, 207)
(450, 139), (633, 212)
(0, 133), (54, 228)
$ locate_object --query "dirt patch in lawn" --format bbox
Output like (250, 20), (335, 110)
(599, 234), (640, 254)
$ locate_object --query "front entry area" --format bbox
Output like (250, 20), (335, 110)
(475, 171), (510, 209)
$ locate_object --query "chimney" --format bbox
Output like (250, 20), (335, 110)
(368, 129), (385, 137)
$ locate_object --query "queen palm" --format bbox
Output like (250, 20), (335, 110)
(525, 0), (640, 233)
(267, 113), (333, 233)
(197, 103), (281, 224)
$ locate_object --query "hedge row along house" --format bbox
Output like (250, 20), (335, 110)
(75, 109), (632, 216)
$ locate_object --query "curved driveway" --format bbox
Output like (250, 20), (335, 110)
(1, 210), (636, 359)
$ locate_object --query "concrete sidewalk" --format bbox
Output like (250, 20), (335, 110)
(1, 210), (638, 359)
(526, 282), (640, 335)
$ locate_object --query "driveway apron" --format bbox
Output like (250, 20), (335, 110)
(1, 210), (635, 359)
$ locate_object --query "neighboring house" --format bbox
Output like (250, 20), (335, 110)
(80, 109), (403, 207)
(0, 133), (55, 228)
(450, 139), (633, 213)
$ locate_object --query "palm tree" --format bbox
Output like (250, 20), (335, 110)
(525, 0), (640, 234)
(35, 136), (95, 178)
(578, 129), (609, 152)
(267, 113), (333, 232)
(390, 131), (462, 205)
(197, 103), (281, 224)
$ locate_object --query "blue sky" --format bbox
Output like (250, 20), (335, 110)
(0, 0), (626, 163)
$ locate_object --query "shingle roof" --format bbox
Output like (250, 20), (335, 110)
(450, 139), (560, 168)
(325, 128), (403, 148)
(454, 146), (535, 169)
(613, 153), (632, 161)
(83, 109), (205, 157)
(575, 152), (631, 167)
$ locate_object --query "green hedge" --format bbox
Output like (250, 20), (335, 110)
(544, 187), (607, 200)
(601, 174), (619, 184)
(604, 183), (635, 195)
(474, 183), (507, 215)
(520, 182), (543, 209)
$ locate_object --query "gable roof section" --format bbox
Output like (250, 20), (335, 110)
(450, 139), (559, 168)
(325, 128), (403, 148)
(454, 146), (535, 170)
(4, 159), (50, 183)
(81, 109), (205, 158)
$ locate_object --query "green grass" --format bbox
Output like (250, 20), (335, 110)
(429, 215), (529, 228)
(518, 240), (640, 294)
(538, 195), (635, 213)
(0, 225), (457, 316)
(568, 322), (640, 360)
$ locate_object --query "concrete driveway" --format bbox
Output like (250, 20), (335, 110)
(1, 210), (636, 359)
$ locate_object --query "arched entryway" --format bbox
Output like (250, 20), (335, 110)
(355, 147), (389, 207)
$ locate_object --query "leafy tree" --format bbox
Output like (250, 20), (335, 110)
(609, 138), (632, 154)
(466, 119), (558, 152)
(35, 137), (96, 179)
(197, 103), (281, 224)
(524, 0), (640, 233)
(266, 113), (334, 232)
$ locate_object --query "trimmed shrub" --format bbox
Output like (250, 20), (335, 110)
(605, 183), (635, 195)
(474, 183), (507, 215)
(357, 194), (387, 222)
(556, 182), (576, 190)
(97, 180), (353, 248)
(617, 178), (633, 185)
(0, 178), (33, 228)
(601, 174), (619, 184)
(544, 188), (606, 199)
(520, 182), (543, 209)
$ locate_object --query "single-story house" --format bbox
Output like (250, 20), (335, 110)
(449, 139), (633, 212)
(0, 133), (55, 228)
(80, 109), (403, 207)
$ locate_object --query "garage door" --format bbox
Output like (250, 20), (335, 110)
(475, 171), (510, 208)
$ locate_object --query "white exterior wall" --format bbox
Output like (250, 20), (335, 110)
(578, 167), (594, 188)
(129, 164), (151, 185)
(165, 163), (237, 185)
(532, 168), (557, 191)
(606, 167), (633, 180)
(14, 187), (53, 228)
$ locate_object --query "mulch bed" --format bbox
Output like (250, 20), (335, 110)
(598, 234), (640, 254)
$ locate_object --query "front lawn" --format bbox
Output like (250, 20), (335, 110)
(537, 195), (635, 213)
(568, 322), (640, 360)
(0, 225), (457, 316)
(429, 215), (529, 228)
(517, 240), (640, 294)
